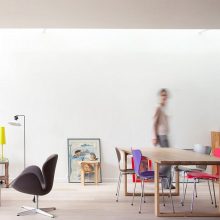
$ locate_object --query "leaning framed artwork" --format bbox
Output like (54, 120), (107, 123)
(67, 138), (102, 183)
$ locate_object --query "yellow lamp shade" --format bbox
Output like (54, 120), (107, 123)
(0, 127), (6, 144)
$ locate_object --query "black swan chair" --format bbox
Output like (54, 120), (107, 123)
(11, 154), (58, 218)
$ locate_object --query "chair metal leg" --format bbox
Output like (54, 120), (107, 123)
(139, 180), (144, 214)
(212, 180), (217, 208)
(143, 181), (146, 203)
(41, 207), (56, 212)
(36, 209), (54, 218)
(191, 178), (196, 213)
(116, 173), (122, 202)
(21, 206), (35, 211)
(207, 180), (213, 204)
(180, 171), (186, 206)
(115, 173), (121, 196)
(182, 178), (188, 206)
(17, 209), (36, 216)
(161, 178), (165, 206)
(131, 176), (137, 206)
(195, 181), (198, 198)
(116, 172), (121, 196)
(166, 178), (175, 213)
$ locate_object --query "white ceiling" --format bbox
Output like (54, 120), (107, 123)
(0, 0), (220, 28)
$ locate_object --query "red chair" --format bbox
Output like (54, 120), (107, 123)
(131, 156), (153, 183)
(185, 148), (220, 212)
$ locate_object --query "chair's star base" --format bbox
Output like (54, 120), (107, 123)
(17, 206), (56, 218)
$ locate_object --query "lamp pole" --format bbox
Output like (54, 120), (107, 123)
(12, 115), (26, 169)
(10, 115), (31, 199)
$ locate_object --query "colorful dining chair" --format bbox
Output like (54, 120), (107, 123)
(175, 145), (211, 206)
(184, 148), (220, 213)
(115, 147), (135, 202)
(131, 149), (175, 214)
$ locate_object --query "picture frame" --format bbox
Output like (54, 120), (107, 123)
(67, 138), (102, 183)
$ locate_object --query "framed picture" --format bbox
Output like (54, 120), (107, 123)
(67, 138), (101, 183)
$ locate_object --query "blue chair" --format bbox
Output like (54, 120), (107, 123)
(131, 149), (174, 214)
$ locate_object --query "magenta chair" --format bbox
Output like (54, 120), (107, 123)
(184, 148), (220, 213)
(131, 149), (174, 214)
(176, 145), (212, 206)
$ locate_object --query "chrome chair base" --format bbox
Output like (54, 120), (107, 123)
(17, 206), (56, 218)
(17, 195), (56, 218)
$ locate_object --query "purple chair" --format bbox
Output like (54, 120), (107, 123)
(131, 149), (174, 214)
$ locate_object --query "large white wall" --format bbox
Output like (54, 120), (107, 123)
(0, 29), (220, 181)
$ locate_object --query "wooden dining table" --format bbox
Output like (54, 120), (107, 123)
(120, 147), (220, 217)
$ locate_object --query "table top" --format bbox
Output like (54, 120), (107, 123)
(121, 147), (220, 165)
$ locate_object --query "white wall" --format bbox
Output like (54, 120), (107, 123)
(0, 29), (220, 181)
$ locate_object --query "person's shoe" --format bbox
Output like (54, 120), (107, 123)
(164, 185), (175, 189)
(170, 185), (175, 189)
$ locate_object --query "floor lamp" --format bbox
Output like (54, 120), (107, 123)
(9, 115), (26, 169)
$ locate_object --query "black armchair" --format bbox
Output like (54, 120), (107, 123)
(12, 154), (58, 218)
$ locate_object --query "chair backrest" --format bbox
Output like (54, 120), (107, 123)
(115, 147), (121, 170)
(132, 149), (142, 176)
(115, 147), (121, 163)
(213, 148), (220, 175)
(193, 145), (211, 170)
(42, 154), (58, 194)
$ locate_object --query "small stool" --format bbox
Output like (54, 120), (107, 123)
(0, 159), (9, 188)
(79, 161), (100, 185)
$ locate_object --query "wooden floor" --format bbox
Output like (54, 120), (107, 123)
(0, 181), (219, 220)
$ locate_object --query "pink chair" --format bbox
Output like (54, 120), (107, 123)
(185, 148), (220, 212)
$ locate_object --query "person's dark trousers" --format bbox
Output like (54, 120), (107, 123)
(158, 135), (173, 189)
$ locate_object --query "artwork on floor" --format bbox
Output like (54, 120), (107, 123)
(68, 138), (101, 183)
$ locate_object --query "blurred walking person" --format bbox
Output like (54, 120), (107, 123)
(152, 88), (175, 189)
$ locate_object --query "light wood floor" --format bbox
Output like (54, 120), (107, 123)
(0, 181), (219, 220)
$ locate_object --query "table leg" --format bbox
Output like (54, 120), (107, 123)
(154, 162), (160, 216)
